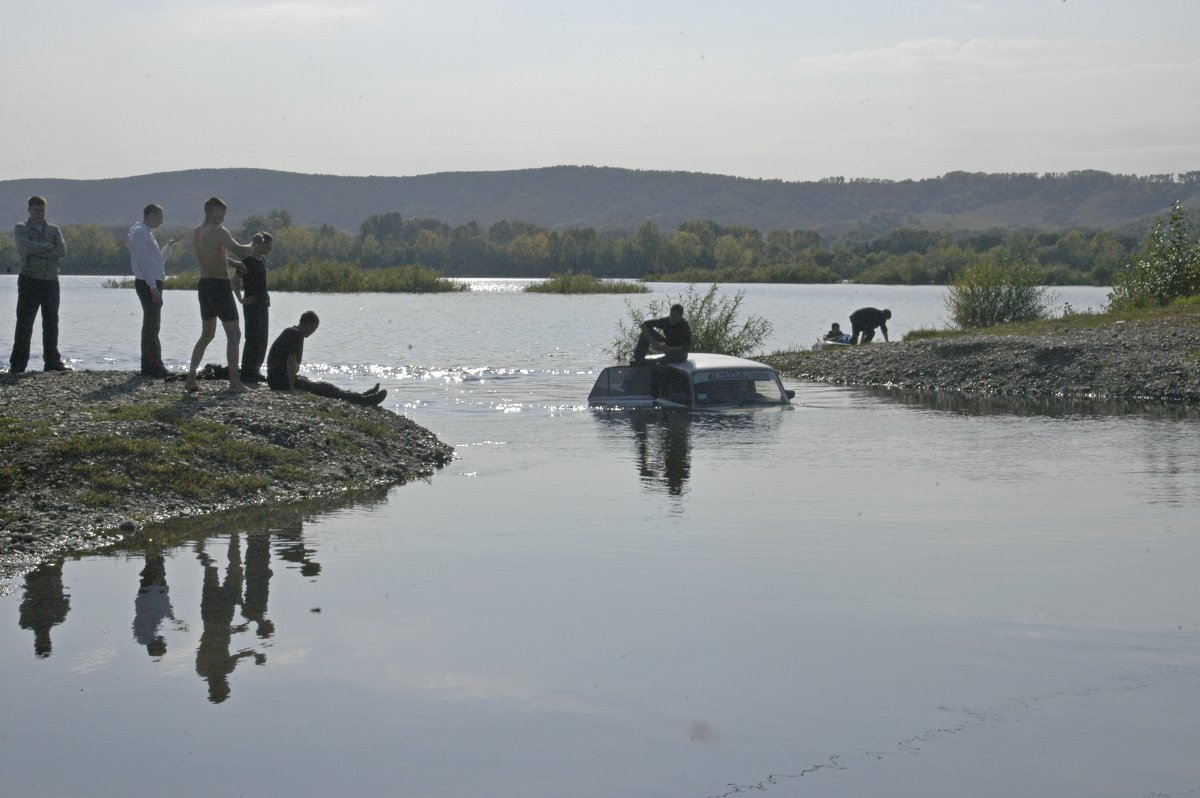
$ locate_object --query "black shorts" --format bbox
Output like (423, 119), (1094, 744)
(198, 278), (239, 322)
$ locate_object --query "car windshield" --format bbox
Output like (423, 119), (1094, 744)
(691, 368), (786, 406)
(589, 366), (652, 400)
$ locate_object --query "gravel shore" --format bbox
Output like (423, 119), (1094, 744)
(0, 370), (453, 579)
(766, 314), (1200, 403)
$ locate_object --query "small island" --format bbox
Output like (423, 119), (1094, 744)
(0, 371), (453, 576)
(523, 271), (649, 294)
(766, 304), (1200, 403)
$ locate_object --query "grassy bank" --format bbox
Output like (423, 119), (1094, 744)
(900, 296), (1200, 343)
(105, 261), (467, 293)
(0, 372), (454, 568)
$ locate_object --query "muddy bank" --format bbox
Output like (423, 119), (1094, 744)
(766, 315), (1200, 403)
(0, 370), (453, 579)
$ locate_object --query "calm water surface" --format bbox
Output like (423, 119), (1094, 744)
(2, 278), (1198, 798)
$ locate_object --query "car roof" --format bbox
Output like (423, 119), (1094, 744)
(655, 353), (776, 375)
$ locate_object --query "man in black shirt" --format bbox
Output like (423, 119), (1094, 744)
(235, 232), (273, 383)
(849, 307), (891, 344)
(266, 311), (386, 406)
(633, 303), (692, 364)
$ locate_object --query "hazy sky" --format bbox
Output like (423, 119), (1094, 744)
(6, 0), (1198, 182)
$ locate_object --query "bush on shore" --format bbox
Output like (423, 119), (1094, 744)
(524, 271), (649, 294)
(1109, 203), (1200, 310)
(945, 258), (1053, 329)
(612, 283), (773, 362)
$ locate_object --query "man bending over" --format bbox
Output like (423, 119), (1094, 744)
(849, 307), (891, 344)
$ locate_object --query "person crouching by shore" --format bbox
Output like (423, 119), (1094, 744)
(185, 197), (254, 393)
(233, 232), (273, 383)
(849, 307), (891, 344)
(266, 311), (387, 406)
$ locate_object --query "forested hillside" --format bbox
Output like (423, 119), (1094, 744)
(2, 167), (1197, 235)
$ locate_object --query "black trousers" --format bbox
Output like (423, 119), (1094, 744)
(269, 375), (374, 404)
(240, 302), (269, 379)
(10, 274), (61, 372)
(850, 323), (877, 344)
(633, 332), (687, 363)
(134, 279), (165, 374)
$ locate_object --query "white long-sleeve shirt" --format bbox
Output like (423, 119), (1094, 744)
(128, 222), (173, 284)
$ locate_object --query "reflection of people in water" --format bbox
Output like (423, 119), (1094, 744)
(241, 531), (275, 638)
(195, 534), (265, 704)
(275, 513), (322, 578)
(631, 411), (692, 496)
(133, 549), (175, 657)
(18, 559), (71, 658)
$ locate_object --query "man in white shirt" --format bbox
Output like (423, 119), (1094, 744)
(128, 203), (183, 377)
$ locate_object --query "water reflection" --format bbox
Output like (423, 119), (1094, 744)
(196, 534), (266, 703)
(187, 507), (330, 703)
(133, 548), (176, 657)
(593, 408), (788, 499)
(18, 559), (70, 658)
(864, 386), (1200, 506)
(10, 489), (388, 704)
(595, 409), (693, 496)
(868, 386), (1200, 420)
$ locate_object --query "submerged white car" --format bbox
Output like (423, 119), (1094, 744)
(587, 353), (795, 409)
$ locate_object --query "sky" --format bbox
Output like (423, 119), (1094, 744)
(5, 0), (1198, 183)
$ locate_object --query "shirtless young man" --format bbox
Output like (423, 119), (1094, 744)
(185, 197), (254, 393)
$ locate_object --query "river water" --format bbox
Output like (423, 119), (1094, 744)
(2, 278), (1199, 798)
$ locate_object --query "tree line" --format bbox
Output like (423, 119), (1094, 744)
(1, 209), (1152, 286)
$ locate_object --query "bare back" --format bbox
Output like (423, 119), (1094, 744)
(193, 221), (251, 279)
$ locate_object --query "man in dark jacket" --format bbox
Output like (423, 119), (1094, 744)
(234, 232), (273, 383)
(633, 303), (692, 364)
(849, 307), (891, 344)
(267, 311), (386, 406)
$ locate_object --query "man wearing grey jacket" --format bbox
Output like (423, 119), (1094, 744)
(11, 196), (70, 372)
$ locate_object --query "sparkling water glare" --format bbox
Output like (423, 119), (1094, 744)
(2, 278), (1198, 798)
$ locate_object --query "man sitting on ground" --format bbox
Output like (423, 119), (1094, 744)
(823, 322), (851, 343)
(266, 311), (386, 406)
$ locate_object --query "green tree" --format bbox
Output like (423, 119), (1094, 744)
(714, 235), (751, 270)
(359, 211), (404, 242)
(662, 230), (704, 273)
(765, 229), (794, 264)
(1109, 203), (1200, 308)
(634, 220), (662, 273)
(507, 232), (551, 274)
(65, 224), (122, 274)
(0, 234), (20, 273)
(238, 209), (292, 240)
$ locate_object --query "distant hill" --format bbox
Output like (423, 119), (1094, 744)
(2, 166), (1197, 236)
